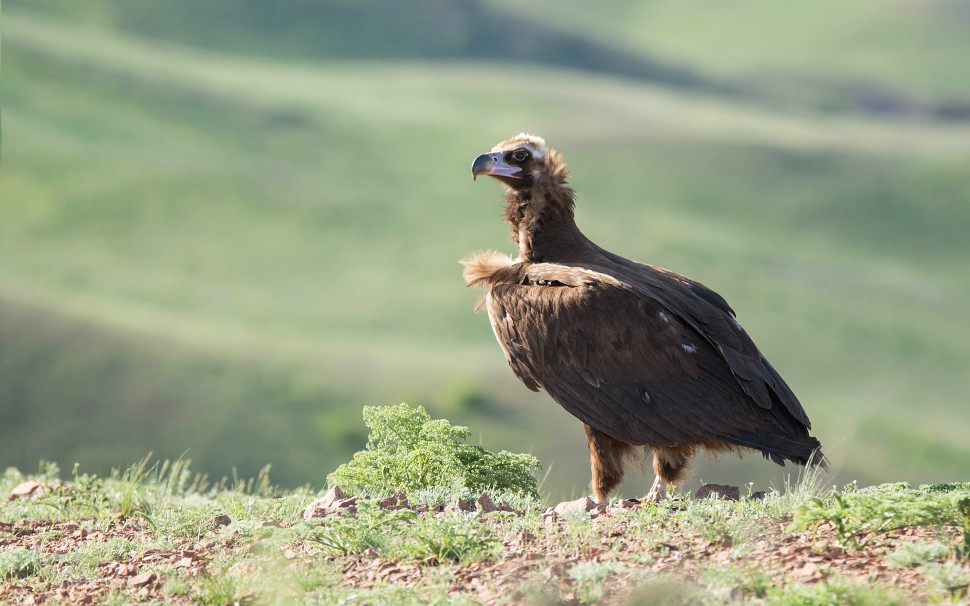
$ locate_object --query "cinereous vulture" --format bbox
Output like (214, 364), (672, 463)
(463, 134), (825, 502)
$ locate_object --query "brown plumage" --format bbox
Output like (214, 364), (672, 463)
(464, 134), (825, 503)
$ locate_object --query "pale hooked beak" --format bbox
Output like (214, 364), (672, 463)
(471, 152), (523, 181)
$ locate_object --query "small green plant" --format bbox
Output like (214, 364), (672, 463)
(764, 578), (908, 605)
(395, 512), (497, 564)
(327, 403), (541, 498)
(197, 572), (245, 606)
(310, 500), (415, 556)
(956, 497), (970, 560)
(0, 548), (44, 580)
(703, 563), (774, 600)
(887, 540), (950, 569)
(792, 483), (970, 550)
(115, 454), (153, 518)
(923, 561), (970, 602)
(567, 560), (629, 604)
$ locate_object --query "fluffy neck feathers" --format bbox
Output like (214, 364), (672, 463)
(503, 151), (589, 262)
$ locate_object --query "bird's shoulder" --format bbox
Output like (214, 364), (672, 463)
(461, 250), (625, 290)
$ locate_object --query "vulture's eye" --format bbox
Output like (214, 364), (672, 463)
(511, 149), (530, 162)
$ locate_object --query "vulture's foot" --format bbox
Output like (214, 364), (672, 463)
(644, 476), (667, 502)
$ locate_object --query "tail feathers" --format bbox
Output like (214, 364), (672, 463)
(724, 431), (827, 470)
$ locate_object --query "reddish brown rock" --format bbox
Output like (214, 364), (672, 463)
(7, 481), (43, 501)
(128, 572), (156, 588)
(379, 492), (409, 510)
(553, 496), (605, 515)
(304, 486), (358, 519)
(475, 493), (498, 513)
(444, 498), (475, 513)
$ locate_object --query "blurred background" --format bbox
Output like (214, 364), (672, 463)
(1, 0), (968, 500)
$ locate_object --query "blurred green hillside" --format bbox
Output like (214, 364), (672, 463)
(2, 2), (968, 498)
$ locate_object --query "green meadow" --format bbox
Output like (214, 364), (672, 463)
(1, 2), (968, 498)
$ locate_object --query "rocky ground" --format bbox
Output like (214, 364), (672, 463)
(3, 479), (967, 605)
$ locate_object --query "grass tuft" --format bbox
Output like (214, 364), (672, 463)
(0, 548), (44, 580)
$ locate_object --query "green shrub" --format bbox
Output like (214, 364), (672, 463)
(326, 403), (541, 498)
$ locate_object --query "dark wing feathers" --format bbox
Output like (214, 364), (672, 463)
(613, 260), (814, 430)
(485, 264), (821, 464)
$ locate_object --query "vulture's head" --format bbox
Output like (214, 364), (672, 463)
(471, 133), (569, 194)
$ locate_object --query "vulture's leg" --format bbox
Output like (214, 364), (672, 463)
(583, 424), (631, 503)
(644, 446), (694, 502)
(645, 475), (666, 503)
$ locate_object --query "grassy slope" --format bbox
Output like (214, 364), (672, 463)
(495, 0), (970, 100)
(2, 11), (969, 495)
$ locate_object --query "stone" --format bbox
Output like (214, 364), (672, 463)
(475, 493), (498, 513)
(7, 481), (43, 501)
(694, 483), (740, 501)
(304, 486), (354, 519)
(444, 498), (474, 513)
(553, 496), (605, 515)
(320, 486), (347, 508)
(333, 496), (358, 514)
(379, 492), (409, 510)
(128, 572), (156, 588)
(212, 514), (231, 527)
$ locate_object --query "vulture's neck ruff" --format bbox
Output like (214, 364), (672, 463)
(471, 134), (591, 263)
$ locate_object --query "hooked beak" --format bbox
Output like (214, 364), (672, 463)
(471, 152), (523, 181)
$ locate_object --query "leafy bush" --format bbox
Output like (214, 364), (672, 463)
(326, 403), (541, 498)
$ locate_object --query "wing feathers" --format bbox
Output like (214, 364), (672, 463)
(472, 259), (819, 464)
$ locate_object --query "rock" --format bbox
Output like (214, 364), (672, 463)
(305, 501), (329, 519)
(303, 499), (328, 520)
(617, 499), (641, 509)
(444, 498), (474, 513)
(304, 486), (357, 519)
(475, 493), (498, 513)
(128, 572), (156, 588)
(334, 496), (358, 514)
(379, 492), (409, 510)
(695, 483), (740, 501)
(553, 496), (605, 515)
(7, 481), (43, 501)
(320, 486), (347, 508)
(212, 514), (231, 527)
(750, 491), (767, 500)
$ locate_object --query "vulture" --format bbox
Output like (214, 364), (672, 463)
(463, 134), (825, 503)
